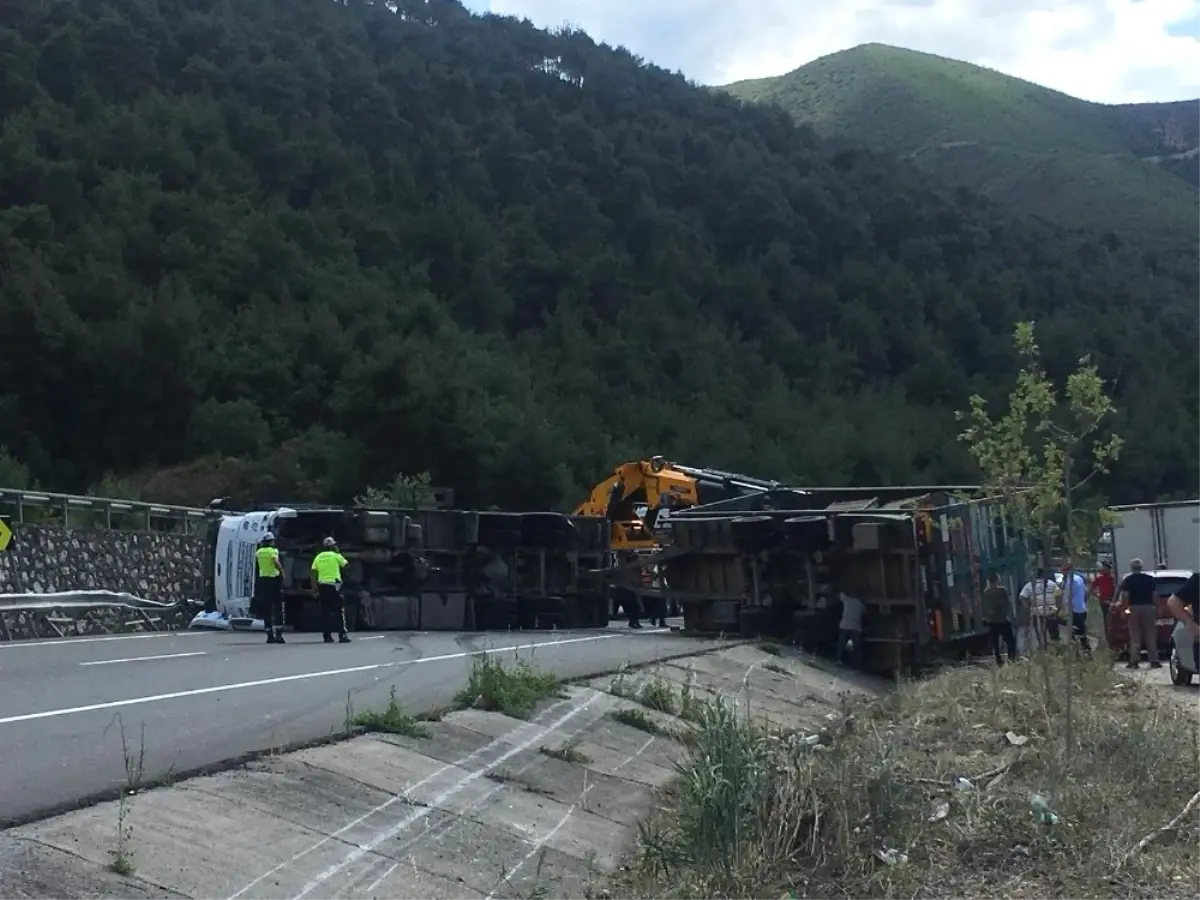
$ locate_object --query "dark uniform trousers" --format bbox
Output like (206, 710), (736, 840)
(318, 582), (348, 638)
(256, 576), (283, 629)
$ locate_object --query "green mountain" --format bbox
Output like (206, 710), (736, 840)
(0, 1), (1195, 511)
(721, 44), (1199, 238)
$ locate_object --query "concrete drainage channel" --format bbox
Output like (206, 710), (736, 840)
(0, 645), (882, 899)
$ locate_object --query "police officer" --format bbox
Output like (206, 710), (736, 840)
(311, 536), (351, 643)
(255, 532), (285, 644)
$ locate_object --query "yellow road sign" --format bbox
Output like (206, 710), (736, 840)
(0, 517), (11, 552)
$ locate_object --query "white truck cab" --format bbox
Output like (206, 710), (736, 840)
(189, 507), (298, 630)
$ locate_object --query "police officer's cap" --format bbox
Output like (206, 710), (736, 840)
(323, 536), (337, 548)
(262, 532), (275, 542)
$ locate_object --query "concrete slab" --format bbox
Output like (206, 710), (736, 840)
(441, 708), (544, 742)
(372, 722), (499, 766)
(354, 856), (488, 900)
(0, 835), (186, 899)
(570, 737), (678, 789)
(584, 714), (684, 768)
(182, 760), (402, 850)
(15, 784), (362, 900)
(372, 806), (547, 897)
(470, 785), (631, 872)
(488, 749), (657, 826)
(296, 736), (459, 797)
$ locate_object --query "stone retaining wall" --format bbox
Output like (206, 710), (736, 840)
(0, 522), (205, 602)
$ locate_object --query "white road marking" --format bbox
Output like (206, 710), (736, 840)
(483, 733), (656, 899)
(0, 633), (619, 726)
(290, 692), (599, 900)
(230, 693), (594, 900)
(0, 631), (210, 650)
(79, 651), (207, 667)
(357, 635), (385, 641)
(362, 861), (401, 897)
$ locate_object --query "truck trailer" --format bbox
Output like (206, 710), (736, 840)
(1108, 500), (1200, 573)
(653, 486), (1028, 671)
(192, 505), (611, 632)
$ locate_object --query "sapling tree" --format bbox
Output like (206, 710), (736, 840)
(957, 321), (1122, 750)
(959, 322), (1122, 568)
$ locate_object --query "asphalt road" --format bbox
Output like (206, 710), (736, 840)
(0, 625), (718, 826)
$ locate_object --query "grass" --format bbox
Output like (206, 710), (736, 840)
(719, 44), (1198, 238)
(625, 648), (1200, 899)
(609, 668), (708, 742)
(540, 741), (591, 765)
(609, 707), (665, 735)
(353, 686), (431, 738)
(611, 670), (678, 715)
(105, 715), (146, 877)
(454, 654), (566, 719)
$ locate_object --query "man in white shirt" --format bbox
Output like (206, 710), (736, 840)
(836, 591), (866, 668)
(1018, 568), (1060, 651)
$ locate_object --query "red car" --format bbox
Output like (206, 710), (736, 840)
(1106, 568), (1192, 658)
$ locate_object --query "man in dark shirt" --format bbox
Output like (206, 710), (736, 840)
(1116, 558), (1160, 669)
(982, 572), (1017, 665)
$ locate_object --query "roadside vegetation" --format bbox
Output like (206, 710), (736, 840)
(454, 654), (565, 719)
(353, 686), (431, 738)
(107, 716), (146, 877)
(540, 741), (592, 765)
(625, 649), (1199, 899)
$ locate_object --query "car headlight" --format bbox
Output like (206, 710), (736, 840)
(1124, 608), (1131, 616)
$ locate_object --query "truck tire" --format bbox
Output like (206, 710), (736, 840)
(1169, 645), (1194, 686)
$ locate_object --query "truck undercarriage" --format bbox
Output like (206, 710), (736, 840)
(205, 506), (612, 633)
(647, 486), (1026, 671)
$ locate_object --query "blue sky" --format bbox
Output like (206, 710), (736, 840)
(457, 0), (1198, 103)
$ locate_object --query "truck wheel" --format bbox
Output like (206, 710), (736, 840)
(1169, 646), (1193, 686)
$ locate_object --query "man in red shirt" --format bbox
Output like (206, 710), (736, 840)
(1092, 561), (1116, 625)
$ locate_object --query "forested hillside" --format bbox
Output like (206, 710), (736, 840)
(0, 0), (1195, 511)
(722, 45), (1200, 239)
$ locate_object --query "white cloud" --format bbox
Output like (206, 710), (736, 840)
(472, 0), (1200, 103)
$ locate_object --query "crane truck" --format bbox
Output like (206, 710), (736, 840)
(573, 456), (785, 551)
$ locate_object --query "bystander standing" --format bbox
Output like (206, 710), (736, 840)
(982, 572), (1017, 664)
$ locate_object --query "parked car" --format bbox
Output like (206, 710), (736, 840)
(1169, 620), (1200, 686)
(1106, 569), (1192, 659)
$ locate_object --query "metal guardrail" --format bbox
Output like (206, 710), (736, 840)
(0, 591), (198, 641)
(0, 487), (212, 536)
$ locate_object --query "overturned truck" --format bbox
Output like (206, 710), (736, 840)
(656, 486), (1028, 671)
(198, 505), (611, 632)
